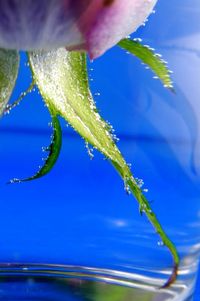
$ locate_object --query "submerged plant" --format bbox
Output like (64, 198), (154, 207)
(0, 0), (179, 287)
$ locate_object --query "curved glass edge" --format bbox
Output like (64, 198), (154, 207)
(0, 263), (197, 301)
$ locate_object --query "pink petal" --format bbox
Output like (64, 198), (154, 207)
(0, 0), (157, 58)
(79, 0), (157, 59)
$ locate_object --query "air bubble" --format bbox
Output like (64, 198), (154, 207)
(158, 241), (164, 247)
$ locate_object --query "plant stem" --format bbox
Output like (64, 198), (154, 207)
(112, 160), (179, 288)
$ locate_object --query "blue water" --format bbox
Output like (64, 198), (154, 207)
(0, 1), (200, 300)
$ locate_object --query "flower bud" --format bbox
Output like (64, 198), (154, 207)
(0, 0), (157, 58)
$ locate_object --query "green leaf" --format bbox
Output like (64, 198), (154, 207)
(0, 49), (19, 116)
(4, 80), (35, 115)
(118, 38), (173, 90)
(9, 114), (62, 184)
(28, 49), (179, 287)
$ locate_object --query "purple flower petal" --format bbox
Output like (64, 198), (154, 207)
(0, 0), (84, 51)
(79, 0), (157, 58)
(0, 0), (157, 58)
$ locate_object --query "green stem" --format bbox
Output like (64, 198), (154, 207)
(112, 160), (179, 287)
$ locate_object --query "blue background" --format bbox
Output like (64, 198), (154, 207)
(0, 0), (200, 300)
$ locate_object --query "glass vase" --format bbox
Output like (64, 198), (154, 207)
(0, 1), (200, 300)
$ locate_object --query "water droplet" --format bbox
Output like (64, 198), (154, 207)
(158, 241), (164, 247)
(85, 142), (94, 160)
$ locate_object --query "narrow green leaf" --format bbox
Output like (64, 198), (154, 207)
(118, 38), (173, 90)
(4, 80), (35, 115)
(0, 49), (19, 116)
(9, 115), (62, 183)
(28, 49), (179, 287)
